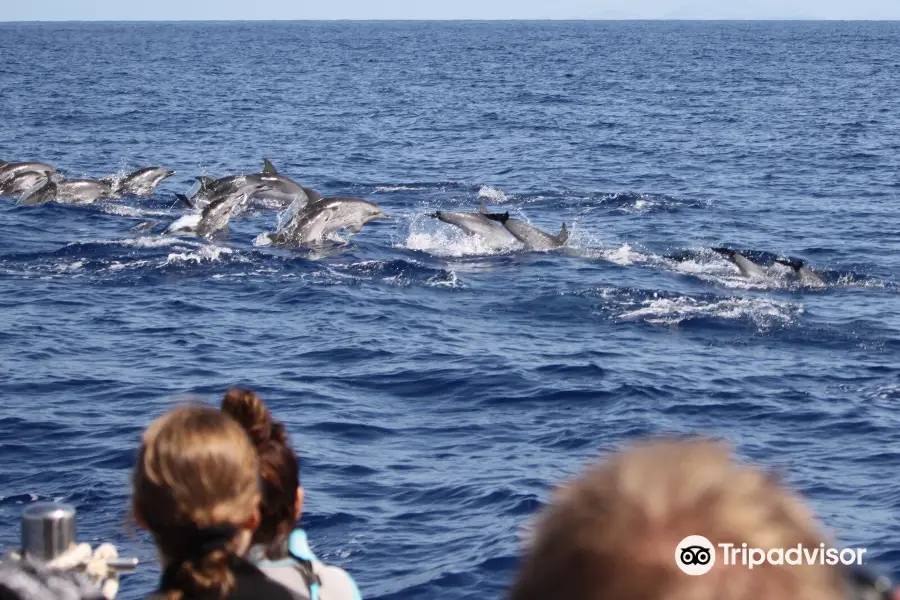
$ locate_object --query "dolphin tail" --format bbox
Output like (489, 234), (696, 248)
(556, 222), (569, 245)
(482, 212), (510, 224)
(175, 193), (196, 209)
(262, 158), (277, 175)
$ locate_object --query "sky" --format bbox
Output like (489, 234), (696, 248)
(3, 0), (900, 21)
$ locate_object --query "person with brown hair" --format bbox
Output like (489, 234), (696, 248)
(131, 404), (296, 600)
(508, 437), (857, 600)
(221, 388), (360, 600)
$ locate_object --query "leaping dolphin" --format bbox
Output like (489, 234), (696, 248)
(264, 196), (388, 246)
(427, 209), (522, 249)
(19, 176), (115, 205)
(193, 159), (307, 209)
(195, 192), (250, 238)
(17, 177), (58, 206)
(56, 179), (115, 204)
(0, 171), (51, 196)
(0, 162), (56, 186)
(774, 258), (827, 287)
(711, 247), (769, 278)
(103, 167), (176, 197)
(163, 193), (250, 238)
(482, 212), (568, 251)
(163, 183), (272, 237)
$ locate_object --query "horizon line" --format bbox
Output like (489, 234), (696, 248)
(3, 17), (900, 23)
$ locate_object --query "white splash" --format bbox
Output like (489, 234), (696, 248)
(164, 245), (233, 265)
(617, 296), (802, 327)
(62, 236), (192, 249)
(404, 228), (521, 257)
(478, 185), (509, 203)
(253, 233), (273, 246)
(101, 204), (172, 218)
(597, 244), (649, 266)
(374, 185), (427, 192)
(426, 269), (463, 288)
(55, 261), (84, 273)
(122, 236), (195, 248)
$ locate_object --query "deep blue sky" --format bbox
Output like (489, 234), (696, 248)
(4, 0), (900, 21)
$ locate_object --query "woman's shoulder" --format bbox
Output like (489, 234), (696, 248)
(254, 530), (361, 600)
(312, 562), (362, 600)
(290, 528), (361, 599)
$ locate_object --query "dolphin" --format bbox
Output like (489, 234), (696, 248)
(163, 183), (271, 237)
(105, 167), (176, 197)
(194, 174), (301, 209)
(0, 162), (56, 185)
(194, 159), (307, 209)
(17, 177), (58, 206)
(482, 212), (568, 250)
(183, 178), (271, 210)
(774, 258), (827, 287)
(195, 192), (250, 238)
(163, 193), (249, 238)
(54, 179), (115, 204)
(195, 175), (246, 198)
(711, 247), (769, 278)
(0, 171), (51, 196)
(266, 196), (388, 246)
(427, 209), (522, 248)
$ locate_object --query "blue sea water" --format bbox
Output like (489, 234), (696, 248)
(1, 20), (899, 599)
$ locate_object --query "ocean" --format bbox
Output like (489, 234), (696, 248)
(0, 20), (898, 599)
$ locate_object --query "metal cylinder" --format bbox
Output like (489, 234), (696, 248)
(21, 502), (76, 561)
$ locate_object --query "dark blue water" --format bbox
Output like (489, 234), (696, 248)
(1, 21), (899, 599)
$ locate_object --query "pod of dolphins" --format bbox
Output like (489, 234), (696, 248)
(0, 157), (827, 286)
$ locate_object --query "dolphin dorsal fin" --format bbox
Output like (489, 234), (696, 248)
(262, 158), (277, 175)
(775, 257), (804, 271)
(303, 187), (323, 203)
(482, 212), (509, 224)
(196, 176), (215, 191)
(557, 222), (569, 244)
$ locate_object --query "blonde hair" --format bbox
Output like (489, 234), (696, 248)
(509, 438), (848, 600)
(132, 404), (261, 600)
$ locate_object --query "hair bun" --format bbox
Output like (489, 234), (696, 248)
(221, 388), (272, 446)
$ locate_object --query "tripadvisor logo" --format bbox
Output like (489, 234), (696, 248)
(675, 536), (867, 575)
(676, 535), (716, 576)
